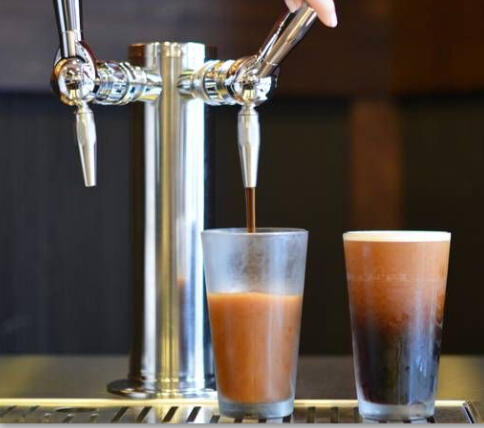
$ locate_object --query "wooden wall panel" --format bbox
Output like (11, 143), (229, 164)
(401, 95), (484, 352)
(3, 0), (484, 96)
(391, 0), (484, 94)
(0, 0), (484, 96)
(348, 98), (403, 229)
(0, 94), (351, 354)
(1, 0), (484, 357)
(0, 95), (133, 353)
(0, 0), (389, 96)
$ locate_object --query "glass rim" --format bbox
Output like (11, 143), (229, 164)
(202, 227), (308, 236)
(343, 230), (451, 242)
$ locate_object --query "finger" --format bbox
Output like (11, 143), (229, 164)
(306, 0), (338, 27)
(284, 0), (303, 12)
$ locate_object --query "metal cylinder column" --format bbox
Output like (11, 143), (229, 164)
(108, 42), (214, 398)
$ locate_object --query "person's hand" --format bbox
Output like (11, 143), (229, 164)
(285, 0), (337, 27)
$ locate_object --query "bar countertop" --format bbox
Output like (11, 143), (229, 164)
(0, 355), (482, 402)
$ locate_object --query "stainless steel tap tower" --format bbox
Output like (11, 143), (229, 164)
(51, 0), (317, 398)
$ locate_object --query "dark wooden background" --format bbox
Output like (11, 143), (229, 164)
(1, 0), (484, 355)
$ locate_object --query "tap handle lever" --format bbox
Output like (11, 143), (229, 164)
(53, 0), (83, 58)
(255, 2), (317, 79)
(75, 102), (97, 187)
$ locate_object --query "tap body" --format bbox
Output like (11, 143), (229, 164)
(51, 0), (317, 397)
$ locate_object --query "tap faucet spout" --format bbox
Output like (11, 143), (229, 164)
(75, 101), (97, 187)
(238, 104), (260, 189)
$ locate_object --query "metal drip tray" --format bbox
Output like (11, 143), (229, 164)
(0, 399), (480, 424)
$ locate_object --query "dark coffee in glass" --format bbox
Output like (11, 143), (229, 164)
(343, 231), (451, 421)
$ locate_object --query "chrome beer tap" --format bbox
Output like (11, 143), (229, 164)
(181, 2), (317, 188)
(50, 0), (317, 398)
(51, 0), (161, 186)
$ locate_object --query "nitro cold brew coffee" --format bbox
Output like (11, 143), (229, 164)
(343, 231), (451, 421)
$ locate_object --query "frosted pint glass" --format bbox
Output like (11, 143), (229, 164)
(343, 231), (451, 421)
(202, 228), (308, 419)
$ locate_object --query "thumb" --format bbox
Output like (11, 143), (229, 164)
(307, 0), (338, 27)
(284, 0), (303, 12)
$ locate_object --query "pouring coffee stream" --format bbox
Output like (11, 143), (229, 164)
(245, 187), (256, 233)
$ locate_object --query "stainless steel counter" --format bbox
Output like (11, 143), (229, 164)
(0, 355), (482, 401)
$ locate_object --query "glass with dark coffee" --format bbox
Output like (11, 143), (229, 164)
(343, 231), (451, 421)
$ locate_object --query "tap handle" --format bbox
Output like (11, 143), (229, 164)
(255, 2), (317, 79)
(75, 102), (97, 187)
(53, 0), (83, 58)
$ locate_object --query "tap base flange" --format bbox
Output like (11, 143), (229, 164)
(107, 379), (217, 399)
(107, 379), (158, 399)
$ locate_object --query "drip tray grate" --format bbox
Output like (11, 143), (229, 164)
(0, 399), (479, 424)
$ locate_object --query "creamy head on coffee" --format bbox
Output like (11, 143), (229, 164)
(343, 230), (451, 242)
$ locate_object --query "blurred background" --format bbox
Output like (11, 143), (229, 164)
(0, 0), (483, 355)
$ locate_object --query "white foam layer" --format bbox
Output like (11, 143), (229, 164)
(343, 230), (451, 242)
